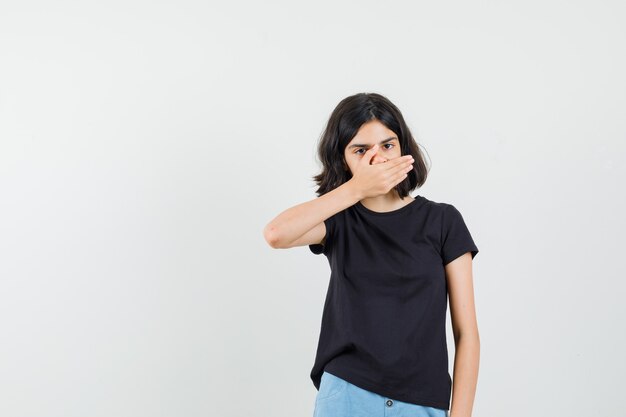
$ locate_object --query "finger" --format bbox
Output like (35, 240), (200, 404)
(389, 160), (414, 180)
(384, 154), (414, 171)
(361, 144), (379, 165)
(391, 168), (410, 186)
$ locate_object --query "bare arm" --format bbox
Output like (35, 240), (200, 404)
(445, 252), (480, 417)
(263, 180), (362, 249)
(263, 144), (414, 249)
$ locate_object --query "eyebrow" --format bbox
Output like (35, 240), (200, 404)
(347, 136), (398, 150)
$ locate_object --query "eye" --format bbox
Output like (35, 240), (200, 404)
(354, 143), (394, 155)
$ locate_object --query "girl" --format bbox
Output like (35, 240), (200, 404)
(263, 93), (479, 417)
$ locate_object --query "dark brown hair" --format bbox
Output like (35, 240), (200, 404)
(312, 92), (429, 197)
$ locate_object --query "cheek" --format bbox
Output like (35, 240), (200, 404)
(388, 147), (401, 156)
(344, 158), (357, 173)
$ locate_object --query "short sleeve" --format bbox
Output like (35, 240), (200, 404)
(308, 214), (336, 256)
(441, 204), (479, 266)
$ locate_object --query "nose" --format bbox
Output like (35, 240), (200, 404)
(371, 153), (389, 165)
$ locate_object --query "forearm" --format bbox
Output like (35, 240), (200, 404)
(264, 180), (361, 248)
(450, 332), (480, 417)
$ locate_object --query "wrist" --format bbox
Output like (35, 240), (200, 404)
(342, 179), (363, 203)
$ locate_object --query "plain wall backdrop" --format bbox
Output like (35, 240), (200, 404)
(1, 1), (625, 416)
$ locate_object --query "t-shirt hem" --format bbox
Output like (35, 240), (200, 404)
(324, 364), (450, 411)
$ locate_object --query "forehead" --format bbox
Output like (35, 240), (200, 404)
(346, 120), (398, 148)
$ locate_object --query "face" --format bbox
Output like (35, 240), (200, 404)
(343, 119), (402, 175)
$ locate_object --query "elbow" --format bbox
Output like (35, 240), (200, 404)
(453, 328), (480, 345)
(263, 224), (283, 249)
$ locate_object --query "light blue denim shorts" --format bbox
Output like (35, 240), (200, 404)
(314, 371), (449, 417)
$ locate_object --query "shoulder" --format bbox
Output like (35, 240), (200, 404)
(415, 196), (468, 230)
(415, 195), (454, 214)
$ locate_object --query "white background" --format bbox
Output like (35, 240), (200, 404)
(1, 1), (625, 416)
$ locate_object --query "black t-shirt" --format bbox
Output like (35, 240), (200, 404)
(308, 194), (479, 410)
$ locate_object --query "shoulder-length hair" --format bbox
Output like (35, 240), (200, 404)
(312, 92), (429, 198)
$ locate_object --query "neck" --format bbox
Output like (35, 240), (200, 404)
(359, 191), (413, 212)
